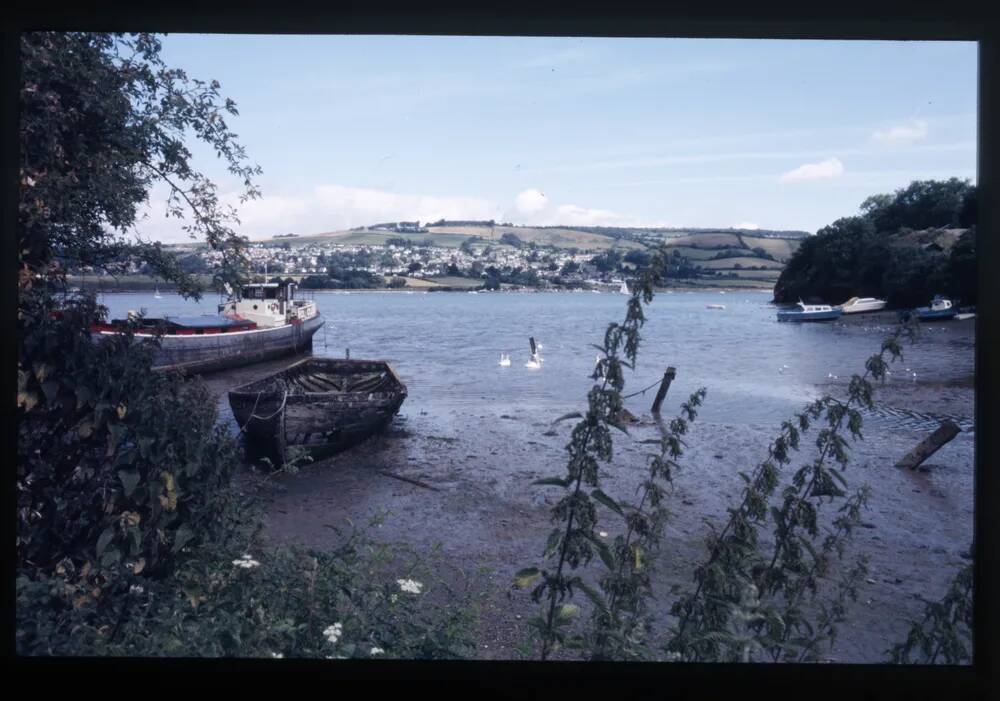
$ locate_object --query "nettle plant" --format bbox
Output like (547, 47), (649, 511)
(515, 252), (947, 663)
(515, 252), (706, 660)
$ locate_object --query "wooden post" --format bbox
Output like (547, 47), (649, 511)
(529, 337), (537, 356)
(651, 366), (677, 415)
(894, 420), (961, 470)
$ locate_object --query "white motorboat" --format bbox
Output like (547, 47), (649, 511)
(837, 297), (887, 314)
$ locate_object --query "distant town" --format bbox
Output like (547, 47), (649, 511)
(69, 220), (810, 292)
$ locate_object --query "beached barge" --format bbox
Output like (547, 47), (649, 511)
(228, 358), (407, 462)
(91, 280), (324, 374)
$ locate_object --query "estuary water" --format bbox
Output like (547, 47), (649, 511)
(98, 289), (975, 432)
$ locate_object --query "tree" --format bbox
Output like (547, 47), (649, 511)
(774, 180), (977, 305)
(17, 32), (262, 644)
(19, 33), (261, 298)
(860, 178), (974, 233)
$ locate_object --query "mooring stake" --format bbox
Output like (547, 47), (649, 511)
(651, 366), (677, 415)
(894, 420), (961, 470)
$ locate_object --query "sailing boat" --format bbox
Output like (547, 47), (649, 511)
(619, 279), (629, 295)
(154, 287), (162, 299)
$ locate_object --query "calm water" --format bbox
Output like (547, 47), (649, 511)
(98, 290), (973, 429)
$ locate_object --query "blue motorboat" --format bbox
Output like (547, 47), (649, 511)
(915, 296), (957, 321)
(776, 300), (843, 322)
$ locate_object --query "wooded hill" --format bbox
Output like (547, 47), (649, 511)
(773, 179), (977, 307)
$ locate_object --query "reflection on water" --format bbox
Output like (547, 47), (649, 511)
(98, 290), (974, 431)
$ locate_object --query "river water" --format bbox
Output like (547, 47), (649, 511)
(98, 289), (975, 433)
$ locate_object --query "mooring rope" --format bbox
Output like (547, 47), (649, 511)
(622, 377), (664, 400)
(237, 389), (288, 434)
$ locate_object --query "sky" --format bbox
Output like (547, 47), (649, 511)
(140, 35), (977, 242)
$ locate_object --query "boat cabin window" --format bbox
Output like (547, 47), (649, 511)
(240, 285), (281, 300)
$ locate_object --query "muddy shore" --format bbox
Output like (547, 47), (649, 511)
(207, 313), (975, 662)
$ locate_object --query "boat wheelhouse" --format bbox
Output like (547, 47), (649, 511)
(915, 296), (957, 321)
(776, 300), (843, 322)
(91, 279), (324, 374)
(837, 297), (887, 314)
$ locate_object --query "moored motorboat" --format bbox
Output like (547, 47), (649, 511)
(915, 296), (957, 321)
(837, 296), (887, 314)
(776, 300), (843, 322)
(229, 357), (407, 463)
(91, 279), (324, 374)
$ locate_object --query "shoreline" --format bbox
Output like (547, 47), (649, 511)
(200, 313), (975, 662)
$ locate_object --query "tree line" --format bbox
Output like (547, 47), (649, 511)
(773, 179), (977, 307)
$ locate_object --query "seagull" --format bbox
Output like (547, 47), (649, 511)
(499, 353), (511, 367)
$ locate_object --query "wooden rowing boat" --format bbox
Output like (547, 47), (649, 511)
(228, 357), (407, 463)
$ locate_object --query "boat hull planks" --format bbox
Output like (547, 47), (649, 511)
(229, 358), (407, 463)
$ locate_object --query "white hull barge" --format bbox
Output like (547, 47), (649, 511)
(92, 280), (324, 374)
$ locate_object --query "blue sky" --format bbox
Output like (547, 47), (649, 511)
(143, 35), (977, 242)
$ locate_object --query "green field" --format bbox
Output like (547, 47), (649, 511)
(696, 257), (785, 270)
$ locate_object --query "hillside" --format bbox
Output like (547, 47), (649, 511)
(241, 223), (807, 288)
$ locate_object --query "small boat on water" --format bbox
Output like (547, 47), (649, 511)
(776, 300), (843, 322)
(706, 304), (726, 310)
(154, 288), (163, 299)
(229, 357), (407, 463)
(837, 296), (887, 314)
(915, 296), (957, 321)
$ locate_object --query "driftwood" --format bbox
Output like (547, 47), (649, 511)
(651, 367), (677, 414)
(377, 470), (441, 492)
(895, 420), (961, 470)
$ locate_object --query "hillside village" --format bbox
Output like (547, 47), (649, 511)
(76, 221), (810, 291)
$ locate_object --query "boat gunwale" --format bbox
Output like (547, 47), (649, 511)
(228, 358), (407, 399)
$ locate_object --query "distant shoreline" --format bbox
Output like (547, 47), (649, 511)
(85, 284), (777, 296)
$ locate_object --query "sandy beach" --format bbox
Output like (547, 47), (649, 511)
(211, 312), (975, 662)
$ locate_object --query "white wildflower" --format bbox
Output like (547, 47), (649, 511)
(323, 622), (343, 644)
(232, 554), (261, 569)
(129, 584), (144, 595)
(370, 647), (384, 655)
(396, 578), (423, 594)
(390, 594), (398, 604)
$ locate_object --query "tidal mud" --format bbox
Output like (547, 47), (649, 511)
(209, 314), (974, 662)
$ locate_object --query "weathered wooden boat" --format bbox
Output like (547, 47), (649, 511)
(91, 280), (324, 374)
(776, 300), (843, 322)
(228, 358), (407, 463)
(915, 296), (957, 321)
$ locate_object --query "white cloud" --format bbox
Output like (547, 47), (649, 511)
(514, 188), (549, 214)
(872, 119), (929, 145)
(505, 187), (670, 227)
(133, 183), (675, 242)
(734, 222), (760, 230)
(134, 184), (501, 242)
(778, 157), (844, 183)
